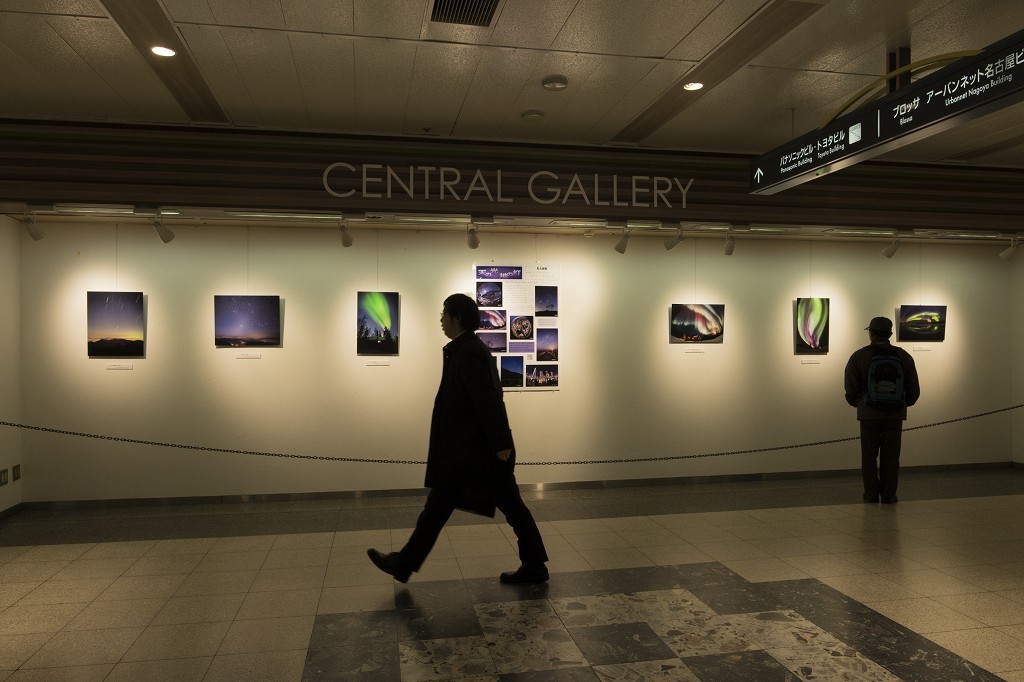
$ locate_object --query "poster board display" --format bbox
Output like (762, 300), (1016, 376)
(475, 264), (559, 390)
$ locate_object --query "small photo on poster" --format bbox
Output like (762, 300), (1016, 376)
(794, 297), (829, 354)
(214, 295), (281, 348)
(477, 281), (503, 307)
(477, 331), (507, 353)
(88, 291), (145, 357)
(357, 291), (400, 355)
(501, 356), (525, 387)
(526, 364), (558, 387)
(510, 315), (534, 340)
(670, 304), (724, 344)
(480, 309), (507, 330)
(898, 305), (946, 342)
(535, 286), (558, 317)
(536, 328), (558, 361)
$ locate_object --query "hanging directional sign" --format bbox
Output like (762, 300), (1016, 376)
(751, 28), (1024, 195)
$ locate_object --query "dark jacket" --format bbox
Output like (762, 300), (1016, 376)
(844, 339), (920, 420)
(425, 331), (514, 489)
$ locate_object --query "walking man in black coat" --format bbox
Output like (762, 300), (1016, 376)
(368, 293), (548, 584)
(844, 316), (921, 504)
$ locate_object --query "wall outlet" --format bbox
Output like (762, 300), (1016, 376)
(0, 469), (7, 486)
(11, 465), (20, 481)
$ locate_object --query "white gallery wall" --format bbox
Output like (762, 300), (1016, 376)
(11, 219), (1022, 503)
(0, 216), (21, 512)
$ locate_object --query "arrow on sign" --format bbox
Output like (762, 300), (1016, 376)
(754, 168), (764, 183)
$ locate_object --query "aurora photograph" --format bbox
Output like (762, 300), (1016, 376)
(670, 304), (724, 344)
(535, 286), (558, 317)
(357, 291), (400, 355)
(87, 291), (144, 357)
(899, 305), (946, 342)
(480, 309), (507, 330)
(794, 297), (829, 354)
(501, 356), (524, 387)
(214, 295), (281, 348)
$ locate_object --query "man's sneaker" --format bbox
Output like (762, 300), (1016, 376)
(367, 549), (411, 583)
(499, 563), (549, 584)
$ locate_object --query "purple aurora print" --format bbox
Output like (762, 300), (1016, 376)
(794, 297), (829, 354)
(670, 304), (724, 343)
(479, 309), (507, 330)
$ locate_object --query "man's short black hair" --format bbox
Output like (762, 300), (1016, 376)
(444, 293), (480, 332)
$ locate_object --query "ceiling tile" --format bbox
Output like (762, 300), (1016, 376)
(452, 47), (541, 139)
(354, 0), (427, 39)
(353, 38), (417, 132)
(403, 41), (481, 135)
(552, 0), (719, 57)
(487, 0), (577, 49)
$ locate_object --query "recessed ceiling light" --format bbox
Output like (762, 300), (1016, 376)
(151, 46), (176, 57)
(683, 82), (703, 91)
(521, 109), (545, 122)
(542, 74), (568, 91)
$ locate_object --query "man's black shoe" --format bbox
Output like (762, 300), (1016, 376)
(367, 549), (411, 583)
(864, 495), (879, 503)
(881, 496), (898, 504)
(499, 564), (549, 584)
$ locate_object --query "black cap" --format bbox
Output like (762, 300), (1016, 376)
(865, 316), (893, 333)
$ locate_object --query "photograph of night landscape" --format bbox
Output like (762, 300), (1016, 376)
(477, 331), (507, 353)
(476, 281), (502, 307)
(526, 364), (558, 387)
(87, 291), (144, 357)
(479, 309), (507, 330)
(536, 328), (558, 361)
(794, 297), (829, 354)
(356, 291), (400, 355)
(669, 304), (724, 344)
(214, 295), (281, 348)
(501, 356), (524, 387)
(535, 286), (558, 317)
(510, 315), (534, 340)
(899, 305), (946, 342)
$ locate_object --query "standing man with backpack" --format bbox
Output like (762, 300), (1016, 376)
(844, 317), (921, 504)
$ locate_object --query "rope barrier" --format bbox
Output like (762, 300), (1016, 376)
(2, 403), (1022, 467)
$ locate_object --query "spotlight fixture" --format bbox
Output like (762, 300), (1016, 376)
(683, 82), (704, 90)
(467, 226), (480, 249)
(152, 218), (175, 244)
(999, 238), (1019, 261)
(339, 222), (354, 248)
(151, 46), (176, 57)
(23, 215), (45, 241)
(614, 229), (630, 254)
(723, 233), (735, 256)
(663, 228), (684, 251)
(882, 235), (900, 258)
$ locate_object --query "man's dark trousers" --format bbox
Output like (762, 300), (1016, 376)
(398, 468), (548, 572)
(860, 418), (903, 501)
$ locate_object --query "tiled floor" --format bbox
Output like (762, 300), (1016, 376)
(1, 467), (1024, 680)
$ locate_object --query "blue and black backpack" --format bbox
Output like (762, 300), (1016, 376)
(866, 352), (906, 410)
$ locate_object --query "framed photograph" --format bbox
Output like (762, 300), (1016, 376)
(477, 331), (508, 353)
(526, 364), (558, 387)
(476, 281), (503, 307)
(357, 291), (400, 355)
(88, 291), (145, 357)
(536, 328), (558, 361)
(898, 305), (946, 342)
(480, 309), (507, 330)
(214, 295), (281, 348)
(510, 315), (534, 340)
(794, 297), (829, 354)
(501, 356), (525, 387)
(670, 304), (724, 344)
(535, 286), (558, 317)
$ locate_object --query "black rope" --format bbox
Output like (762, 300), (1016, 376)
(1, 403), (1021, 467)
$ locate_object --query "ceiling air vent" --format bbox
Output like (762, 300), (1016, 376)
(431, 0), (499, 27)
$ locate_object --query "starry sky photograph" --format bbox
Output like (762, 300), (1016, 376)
(214, 295), (281, 347)
(535, 286), (558, 317)
(536, 328), (558, 361)
(87, 291), (144, 357)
